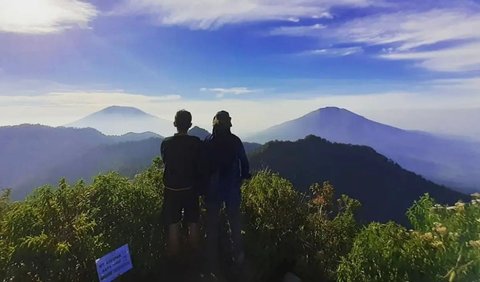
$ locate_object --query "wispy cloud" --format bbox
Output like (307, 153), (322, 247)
(380, 42), (480, 72)
(327, 9), (480, 51)
(0, 91), (181, 107)
(0, 0), (98, 34)
(201, 87), (257, 98)
(270, 23), (325, 36)
(300, 46), (363, 56)
(430, 76), (480, 91)
(114, 0), (375, 30)
(272, 7), (480, 72)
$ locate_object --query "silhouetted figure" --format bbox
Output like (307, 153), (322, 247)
(161, 110), (204, 258)
(204, 110), (251, 272)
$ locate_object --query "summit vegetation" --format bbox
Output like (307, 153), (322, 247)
(0, 158), (478, 281)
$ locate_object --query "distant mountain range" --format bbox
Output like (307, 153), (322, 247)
(249, 135), (467, 224)
(0, 124), (162, 199)
(248, 107), (480, 194)
(0, 123), (260, 199)
(66, 105), (173, 136)
(2, 105), (478, 206)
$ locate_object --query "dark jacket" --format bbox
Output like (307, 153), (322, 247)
(161, 134), (207, 191)
(204, 127), (250, 201)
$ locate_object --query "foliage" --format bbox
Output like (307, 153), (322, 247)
(298, 182), (361, 281)
(242, 172), (361, 281)
(242, 171), (307, 281)
(0, 161), (475, 282)
(338, 194), (480, 282)
(0, 159), (165, 281)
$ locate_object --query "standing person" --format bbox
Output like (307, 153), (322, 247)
(161, 110), (204, 258)
(204, 110), (251, 270)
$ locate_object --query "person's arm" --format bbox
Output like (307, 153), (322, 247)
(237, 139), (251, 180)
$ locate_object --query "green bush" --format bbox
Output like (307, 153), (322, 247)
(242, 172), (361, 282)
(298, 182), (361, 281)
(0, 159), (165, 281)
(242, 171), (307, 281)
(338, 194), (480, 282)
(1, 162), (474, 282)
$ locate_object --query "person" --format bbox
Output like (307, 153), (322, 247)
(161, 110), (205, 258)
(204, 110), (251, 269)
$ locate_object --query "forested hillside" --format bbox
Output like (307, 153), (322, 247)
(0, 125), (161, 199)
(16, 138), (162, 198)
(249, 135), (467, 224)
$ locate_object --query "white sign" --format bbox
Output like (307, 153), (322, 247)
(96, 244), (133, 282)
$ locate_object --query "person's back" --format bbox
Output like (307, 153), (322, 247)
(160, 110), (204, 259)
(204, 111), (250, 271)
(162, 134), (202, 190)
(205, 127), (249, 198)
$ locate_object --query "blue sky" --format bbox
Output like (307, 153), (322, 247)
(0, 0), (480, 137)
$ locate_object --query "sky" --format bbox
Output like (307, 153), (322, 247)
(0, 0), (480, 138)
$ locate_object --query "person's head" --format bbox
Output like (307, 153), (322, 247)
(213, 110), (232, 128)
(174, 110), (192, 133)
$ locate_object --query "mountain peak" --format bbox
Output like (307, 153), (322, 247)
(97, 106), (152, 116)
(66, 106), (174, 136)
(188, 126), (210, 139)
(314, 106), (357, 116)
(319, 106), (342, 111)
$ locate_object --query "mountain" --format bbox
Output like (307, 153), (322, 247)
(66, 106), (174, 136)
(249, 135), (467, 224)
(188, 126), (210, 140)
(0, 124), (166, 199)
(0, 125), (112, 199)
(112, 131), (162, 143)
(18, 138), (162, 198)
(248, 107), (480, 193)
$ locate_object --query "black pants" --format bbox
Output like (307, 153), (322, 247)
(163, 188), (199, 225)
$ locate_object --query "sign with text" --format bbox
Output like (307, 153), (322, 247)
(96, 244), (133, 282)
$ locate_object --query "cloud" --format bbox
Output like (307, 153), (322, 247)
(380, 42), (480, 72)
(272, 7), (480, 72)
(431, 77), (480, 90)
(114, 0), (374, 30)
(327, 9), (480, 51)
(1, 80), (480, 138)
(300, 46), (363, 56)
(201, 87), (257, 98)
(270, 23), (325, 36)
(0, 91), (180, 108)
(0, 0), (98, 34)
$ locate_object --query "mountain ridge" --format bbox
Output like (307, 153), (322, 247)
(248, 107), (480, 193)
(66, 105), (174, 136)
(249, 135), (467, 223)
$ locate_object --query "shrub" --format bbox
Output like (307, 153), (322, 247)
(241, 172), (361, 282)
(0, 160), (165, 281)
(338, 194), (480, 282)
(242, 171), (307, 281)
(298, 182), (361, 281)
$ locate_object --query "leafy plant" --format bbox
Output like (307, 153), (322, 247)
(0, 159), (165, 281)
(338, 194), (480, 282)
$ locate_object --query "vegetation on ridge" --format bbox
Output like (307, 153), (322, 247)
(0, 159), (478, 281)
